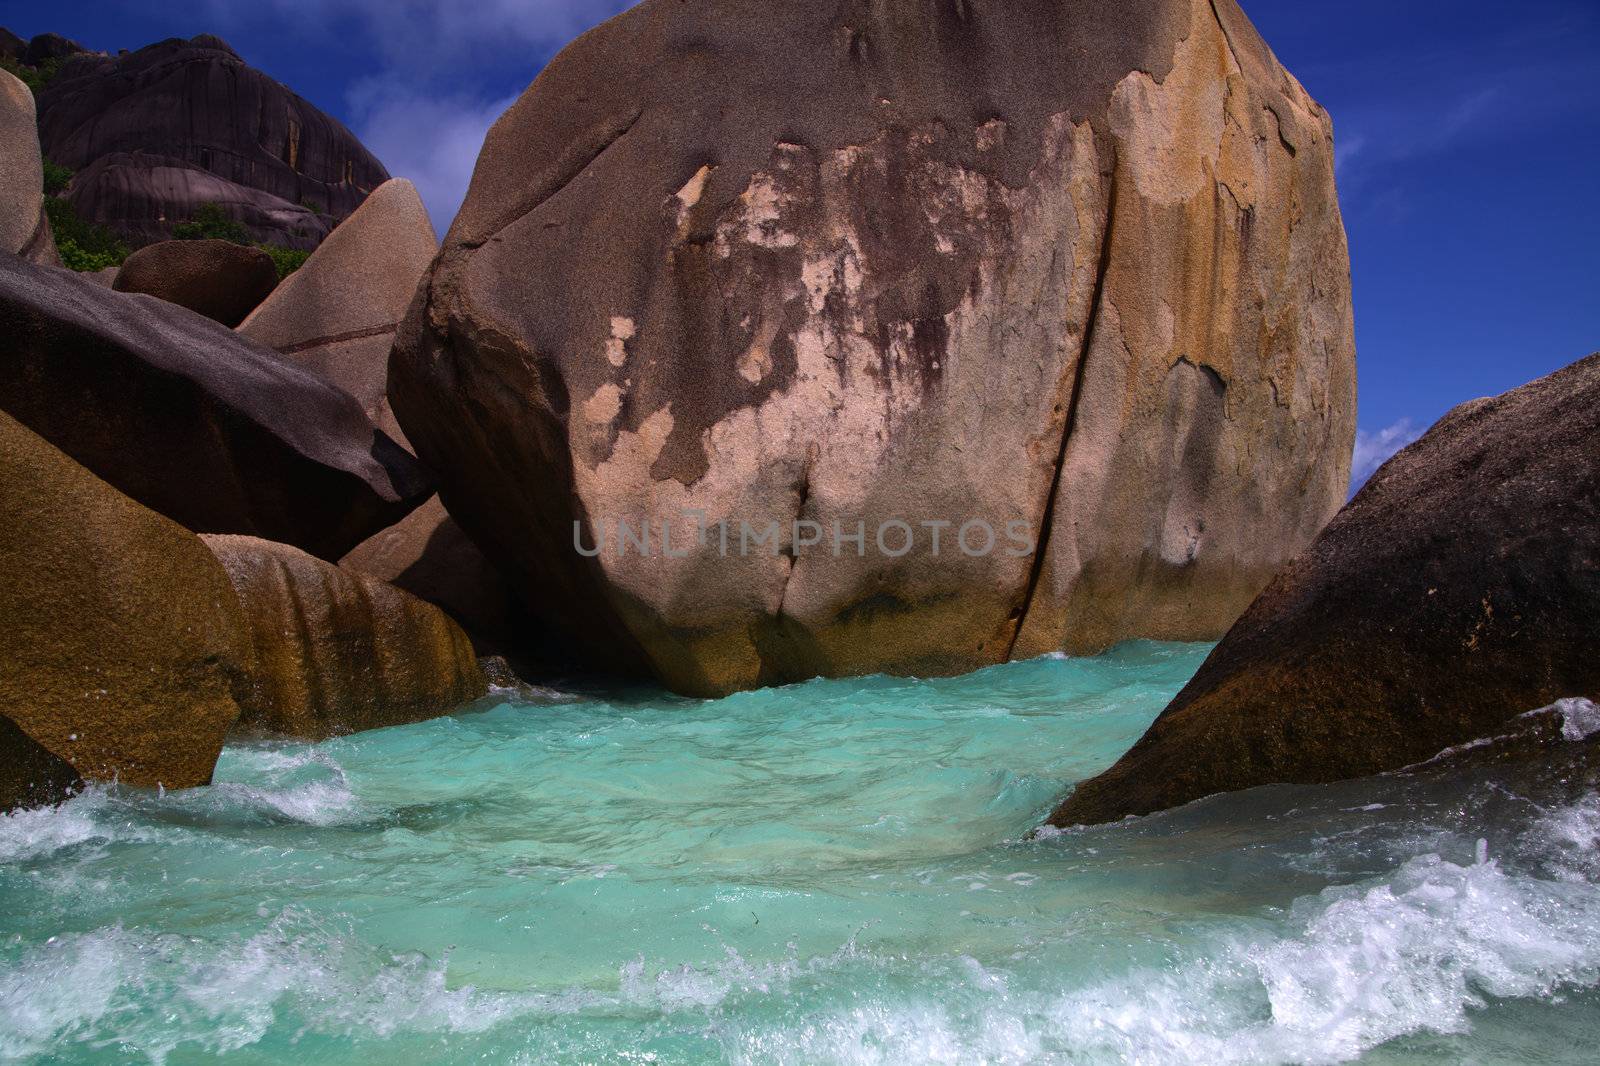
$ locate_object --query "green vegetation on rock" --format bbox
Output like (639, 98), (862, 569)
(171, 203), (309, 279)
(43, 196), (129, 273)
(0, 55), (60, 94)
(172, 202), (251, 244)
(41, 160), (72, 196)
(257, 244), (310, 279)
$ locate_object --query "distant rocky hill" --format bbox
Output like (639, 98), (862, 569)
(3, 29), (388, 251)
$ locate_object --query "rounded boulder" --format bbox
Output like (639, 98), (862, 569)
(114, 238), (280, 326)
(202, 534), (488, 740)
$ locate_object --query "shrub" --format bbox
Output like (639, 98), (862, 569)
(170, 204), (310, 277)
(41, 160), (73, 196)
(172, 203), (250, 244)
(43, 197), (128, 273)
(258, 244), (310, 279)
(0, 56), (60, 94)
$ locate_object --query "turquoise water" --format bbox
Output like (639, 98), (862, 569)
(4, 642), (1600, 1064)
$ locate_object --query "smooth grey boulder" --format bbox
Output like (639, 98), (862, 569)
(241, 177), (438, 444)
(1, 67), (57, 266)
(0, 253), (432, 561)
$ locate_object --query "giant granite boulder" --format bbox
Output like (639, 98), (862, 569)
(0, 254), (432, 561)
(0, 410), (254, 791)
(114, 238), (280, 326)
(241, 177), (439, 444)
(203, 535), (487, 740)
(1, 67), (60, 266)
(1050, 353), (1600, 826)
(34, 34), (389, 249)
(390, 0), (1358, 695)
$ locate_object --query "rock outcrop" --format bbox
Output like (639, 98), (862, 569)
(22, 32), (86, 66)
(390, 0), (1357, 695)
(0, 410), (254, 791)
(241, 178), (438, 443)
(203, 535), (487, 740)
(1, 67), (59, 266)
(34, 34), (389, 249)
(340, 496), (519, 655)
(114, 238), (280, 326)
(0, 253), (432, 561)
(1, 713), (83, 813)
(1050, 353), (1600, 826)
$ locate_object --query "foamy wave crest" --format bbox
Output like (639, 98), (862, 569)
(0, 909), (598, 1063)
(1047, 848), (1600, 1064)
(729, 797), (1600, 1066)
(620, 927), (874, 1015)
(190, 747), (364, 827)
(0, 786), (159, 863)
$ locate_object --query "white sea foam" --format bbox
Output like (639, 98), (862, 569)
(1540, 697), (1600, 742)
(0, 786), (173, 864)
(726, 797), (1600, 1066)
(0, 910), (600, 1063)
(200, 747), (364, 826)
(10, 811), (1600, 1066)
(0, 788), (111, 863)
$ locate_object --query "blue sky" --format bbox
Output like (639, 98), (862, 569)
(6, 0), (1597, 483)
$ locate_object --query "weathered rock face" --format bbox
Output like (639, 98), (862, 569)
(0, 253), (432, 561)
(35, 34), (389, 249)
(1050, 353), (1600, 827)
(0, 28), (24, 62)
(390, 0), (1357, 696)
(114, 238), (280, 326)
(23, 32), (86, 67)
(1, 67), (41, 252)
(1, 67), (58, 266)
(241, 178), (438, 444)
(0, 410), (254, 790)
(340, 496), (519, 655)
(1, 712), (83, 813)
(203, 535), (487, 740)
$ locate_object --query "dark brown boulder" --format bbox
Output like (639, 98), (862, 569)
(203, 535), (487, 740)
(0, 253), (432, 561)
(1, 713), (82, 813)
(340, 496), (520, 655)
(35, 34), (389, 249)
(390, 0), (1356, 695)
(114, 238), (280, 326)
(1050, 353), (1600, 827)
(0, 27), (24, 62)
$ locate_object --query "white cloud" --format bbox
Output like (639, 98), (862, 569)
(206, 0), (628, 72)
(1350, 419), (1424, 492)
(347, 82), (519, 235)
(1333, 134), (1366, 178)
